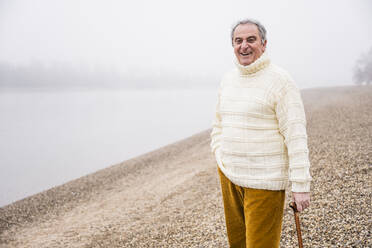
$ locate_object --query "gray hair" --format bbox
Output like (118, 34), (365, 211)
(231, 19), (267, 46)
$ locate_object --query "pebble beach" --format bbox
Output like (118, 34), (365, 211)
(0, 85), (371, 247)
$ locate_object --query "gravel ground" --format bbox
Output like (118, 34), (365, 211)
(0, 85), (371, 247)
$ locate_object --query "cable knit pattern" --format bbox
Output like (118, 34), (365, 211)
(211, 51), (312, 192)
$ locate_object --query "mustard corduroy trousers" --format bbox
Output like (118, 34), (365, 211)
(218, 168), (285, 248)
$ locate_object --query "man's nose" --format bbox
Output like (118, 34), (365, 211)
(241, 40), (249, 49)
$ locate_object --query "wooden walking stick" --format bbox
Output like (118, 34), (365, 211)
(289, 202), (304, 248)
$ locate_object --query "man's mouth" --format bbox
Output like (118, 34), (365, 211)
(240, 51), (252, 57)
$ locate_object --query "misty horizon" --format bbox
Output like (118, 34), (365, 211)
(0, 61), (219, 90)
(0, 58), (363, 90)
(1, 0), (371, 90)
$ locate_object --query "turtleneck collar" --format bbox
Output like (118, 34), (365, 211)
(234, 51), (270, 75)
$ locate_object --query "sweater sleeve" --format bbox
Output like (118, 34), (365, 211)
(275, 81), (312, 192)
(210, 88), (222, 155)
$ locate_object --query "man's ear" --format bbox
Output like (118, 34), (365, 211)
(262, 40), (267, 51)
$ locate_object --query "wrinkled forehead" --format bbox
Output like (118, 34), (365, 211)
(233, 23), (260, 39)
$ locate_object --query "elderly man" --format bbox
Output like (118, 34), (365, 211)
(210, 19), (312, 247)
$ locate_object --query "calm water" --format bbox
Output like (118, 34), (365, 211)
(0, 88), (217, 206)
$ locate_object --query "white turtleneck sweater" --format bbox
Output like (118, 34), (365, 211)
(211, 52), (312, 192)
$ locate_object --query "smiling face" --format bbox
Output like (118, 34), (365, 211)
(233, 23), (267, 66)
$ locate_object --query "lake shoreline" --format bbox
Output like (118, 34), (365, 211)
(1, 85), (371, 247)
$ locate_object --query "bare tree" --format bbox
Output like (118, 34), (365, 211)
(353, 47), (372, 85)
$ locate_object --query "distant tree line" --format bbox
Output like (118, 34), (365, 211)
(353, 47), (372, 85)
(0, 62), (124, 89)
(0, 62), (215, 89)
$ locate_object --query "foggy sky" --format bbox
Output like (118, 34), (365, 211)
(0, 0), (371, 89)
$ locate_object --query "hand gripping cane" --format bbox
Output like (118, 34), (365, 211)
(289, 202), (304, 248)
